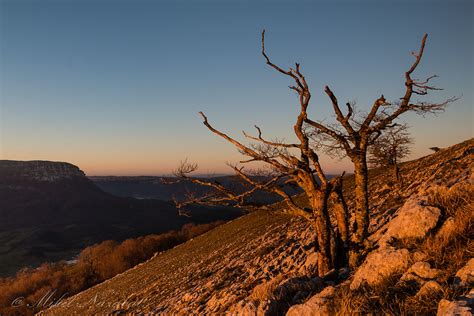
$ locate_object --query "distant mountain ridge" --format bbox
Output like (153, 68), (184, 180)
(90, 175), (304, 202)
(0, 160), (84, 181)
(0, 160), (242, 277)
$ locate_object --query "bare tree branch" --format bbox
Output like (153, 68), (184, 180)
(324, 86), (356, 136)
(243, 125), (300, 148)
(199, 111), (290, 173)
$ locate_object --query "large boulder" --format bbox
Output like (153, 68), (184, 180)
(286, 286), (336, 316)
(350, 247), (411, 290)
(379, 196), (441, 247)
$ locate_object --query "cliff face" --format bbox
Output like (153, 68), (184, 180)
(0, 160), (85, 182)
(39, 139), (473, 315)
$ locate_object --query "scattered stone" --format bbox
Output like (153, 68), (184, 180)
(258, 299), (279, 316)
(400, 261), (442, 285)
(437, 289), (474, 316)
(411, 262), (441, 279)
(435, 216), (457, 241)
(231, 301), (258, 315)
(454, 258), (474, 287)
(286, 286), (336, 316)
(415, 280), (444, 299)
(181, 292), (195, 303)
(350, 247), (411, 290)
(274, 276), (323, 301)
(379, 196), (441, 247)
(298, 252), (318, 276)
(411, 251), (427, 263)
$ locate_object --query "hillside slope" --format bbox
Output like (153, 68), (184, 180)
(41, 139), (473, 315)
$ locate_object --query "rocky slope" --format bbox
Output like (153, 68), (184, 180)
(40, 139), (473, 315)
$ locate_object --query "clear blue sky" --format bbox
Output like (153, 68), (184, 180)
(1, 0), (472, 175)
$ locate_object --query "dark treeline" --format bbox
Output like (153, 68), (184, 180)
(0, 221), (224, 315)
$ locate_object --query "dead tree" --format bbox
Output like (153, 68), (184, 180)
(368, 124), (413, 183)
(171, 31), (455, 271)
(304, 33), (456, 246)
(171, 31), (351, 276)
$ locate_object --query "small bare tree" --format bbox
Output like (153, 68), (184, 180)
(304, 33), (456, 246)
(368, 124), (413, 183)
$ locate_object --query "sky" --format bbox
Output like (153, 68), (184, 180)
(0, 0), (472, 176)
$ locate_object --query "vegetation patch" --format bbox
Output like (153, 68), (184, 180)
(0, 221), (224, 316)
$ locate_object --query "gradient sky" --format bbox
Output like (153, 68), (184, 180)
(0, 0), (472, 176)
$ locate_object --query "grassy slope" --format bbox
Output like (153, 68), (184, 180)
(41, 211), (298, 314)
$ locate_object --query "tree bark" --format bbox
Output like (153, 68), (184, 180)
(331, 188), (349, 268)
(353, 155), (369, 244)
(331, 185), (349, 245)
(392, 163), (400, 183)
(310, 190), (333, 276)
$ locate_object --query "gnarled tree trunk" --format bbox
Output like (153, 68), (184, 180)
(392, 163), (400, 183)
(309, 190), (333, 276)
(331, 177), (350, 268)
(353, 155), (369, 244)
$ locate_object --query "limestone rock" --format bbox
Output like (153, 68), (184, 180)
(455, 258), (474, 287)
(410, 262), (442, 279)
(412, 251), (428, 262)
(415, 281), (444, 299)
(350, 247), (411, 290)
(437, 289), (474, 316)
(286, 286), (336, 316)
(298, 252), (318, 276)
(435, 217), (457, 242)
(231, 301), (257, 315)
(274, 276), (324, 301)
(401, 261), (442, 285)
(379, 196), (441, 246)
(230, 298), (279, 316)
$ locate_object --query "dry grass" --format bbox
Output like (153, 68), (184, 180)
(332, 182), (474, 315)
(424, 183), (474, 269)
(249, 275), (286, 302)
(335, 274), (420, 315)
(428, 182), (474, 218)
(334, 271), (452, 315)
